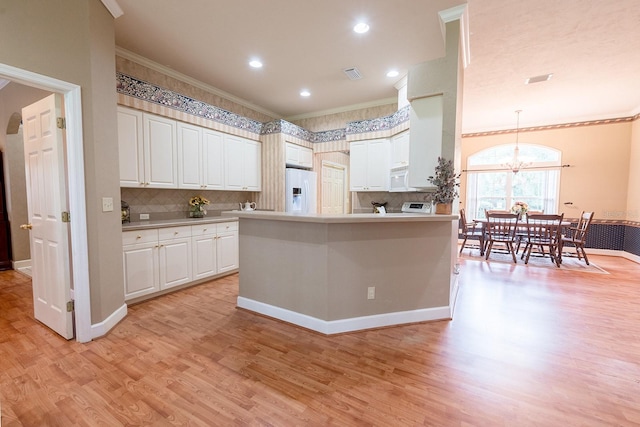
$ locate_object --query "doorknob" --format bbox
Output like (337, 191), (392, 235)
(20, 223), (33, 230)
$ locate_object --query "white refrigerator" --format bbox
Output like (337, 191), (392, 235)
(285, 168), (317, 214)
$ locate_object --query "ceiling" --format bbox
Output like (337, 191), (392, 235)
(113, 0), (640, 133)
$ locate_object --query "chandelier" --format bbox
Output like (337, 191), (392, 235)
(503, 110), (531, 173)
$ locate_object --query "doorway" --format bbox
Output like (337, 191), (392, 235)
(0, 63), (91, 342)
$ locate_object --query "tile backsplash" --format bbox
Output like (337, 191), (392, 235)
(121, 188), (259, 221)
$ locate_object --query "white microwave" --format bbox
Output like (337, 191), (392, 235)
(389, 167), (418, 192)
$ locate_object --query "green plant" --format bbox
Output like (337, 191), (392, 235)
(427, 157), (460, 204)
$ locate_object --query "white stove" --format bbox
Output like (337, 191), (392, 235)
(401, 201), (433, 214)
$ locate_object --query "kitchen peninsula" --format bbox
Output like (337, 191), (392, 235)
(224, 211), (459, 334)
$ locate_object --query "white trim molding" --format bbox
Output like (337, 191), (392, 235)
(100, 0), (123, 19)
(91, 304), (128, 339)
(237, 297), (451, 335)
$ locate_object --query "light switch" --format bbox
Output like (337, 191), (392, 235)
(102, 197), (114, 212)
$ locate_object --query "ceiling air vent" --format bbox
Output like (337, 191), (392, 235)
(343, 67), (363, 80)
(525, 73), (553, 84)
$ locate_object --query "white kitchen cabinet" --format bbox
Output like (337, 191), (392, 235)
(117, 106), (144, 187)
(124, 221), (239, 301)
(117, 106), (178, 188)
(158, 226), (192, 290)
(224, 135), (261, 191)
(349, 139), (390, 191)
(285, 142), (313, 169)
(144, 113), (178, 188)
(177, 123), (224, 190)
(191, 221), (238, 280)
(391, 131), (410, 169)
(122, 229), (159, 300)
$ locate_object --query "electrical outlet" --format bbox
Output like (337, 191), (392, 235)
(139, 213), (150, 220)
(367, 286), (375, 300)
(102, 197), (113, 212)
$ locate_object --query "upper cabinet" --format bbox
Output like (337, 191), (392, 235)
(224, 135), (262, 191)
(177, 123), (224, 190)
(285, 142), (313, 169)
(349, 139), (390, 191)
(391, 131), (410, 169)
(118, 106), (178, 189)
(117, 106), (144, 187)
(143, 113), (178, 188)
(118, 106), (260, 192)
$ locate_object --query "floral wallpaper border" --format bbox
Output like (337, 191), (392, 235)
(116, 72), (409, 144)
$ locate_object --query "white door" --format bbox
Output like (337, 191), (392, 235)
(22, 94), (74, 339)
(322, 163), (346, 214)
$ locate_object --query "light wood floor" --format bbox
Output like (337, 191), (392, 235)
(1, 255), (640, 426)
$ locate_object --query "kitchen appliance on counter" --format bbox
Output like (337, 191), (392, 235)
(286, 168), (317, 214)
(239, 201), (256, 211)
(401, 201), (432, 214)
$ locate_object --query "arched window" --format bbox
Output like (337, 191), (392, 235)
(465, 144), (562, 219)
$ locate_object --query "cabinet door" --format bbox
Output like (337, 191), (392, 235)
(223, 135), (245, 190)
(300, 146), (313, 168)
(202, 129), (224, 190)
(117, 107), (144, 187)
(159, 237), (192, 289)
(349, 141), (368, 191)
(391, 131), (410, 169)
(192, 234), (217, 280)
(243, 140), (262, 191)
(177, 122), (202, 189)
(366, 139), (390, 191)
(143, 113), (178, 188)
(217, 230), (239, 273)
(123, 242), (158, 300)
(285, 142), (299, 166)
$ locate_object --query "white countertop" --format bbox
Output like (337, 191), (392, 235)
(222, 210), (458, 223)
(122, 216), (238, 231)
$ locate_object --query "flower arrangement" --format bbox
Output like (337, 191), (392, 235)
(511, 201), (529, 216)
(427, 157), (460, 205)
(189, 195), (210, 218)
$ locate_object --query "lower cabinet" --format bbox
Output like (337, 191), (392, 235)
(123, 221), (238, 301)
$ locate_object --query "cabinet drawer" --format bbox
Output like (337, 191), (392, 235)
(217, 221), (238, 233)
(191, 223), (217, 236)
(158, 226), (192, 241)
(122, 229), (158, 246)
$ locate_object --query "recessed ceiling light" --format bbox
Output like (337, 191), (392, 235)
(386, 70), (399, 78)
(300, 90), (311, 97)
(249, 59), (263, 68)
(353, 22), (369, 34)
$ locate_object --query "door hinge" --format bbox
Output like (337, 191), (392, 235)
(66, 300), (75, 312)
(57, 117), (66, 129)
(61, 211), (71, 223)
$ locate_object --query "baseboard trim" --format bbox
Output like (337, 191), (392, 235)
(90, 303), (128, 340)
(13, 259), (31, 270)
(237, 297), (451, 335)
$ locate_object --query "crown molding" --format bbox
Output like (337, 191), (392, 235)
(101, 0), (123, 19)
(115, 47), (281, 119)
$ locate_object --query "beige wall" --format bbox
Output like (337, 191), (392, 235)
(0, 0), (124, 324)
(627, 118), (640, 222)
(460, 121), (633, 221)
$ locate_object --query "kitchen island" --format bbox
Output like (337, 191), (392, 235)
(223, 211), (459, 334)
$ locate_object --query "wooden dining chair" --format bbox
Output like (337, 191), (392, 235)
(484, 212), (519, 263)
(559, 211), (595, 265)
(485, 209), (510, 218)
(515, 210), (543, 253)
(459, 208), (485, 255)
(520, 213), (564, 267)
